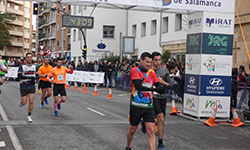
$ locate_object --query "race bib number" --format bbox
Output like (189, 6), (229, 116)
(57, 75), (64, 81)
(142, 82), (152, 93)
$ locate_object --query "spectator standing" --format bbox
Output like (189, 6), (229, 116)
(103, 60), (108, 87)
(106, 62), (113, 88)
(87, 60), (94, 86)
(93, 60), (99, 72)
(99, 61), (104, 87)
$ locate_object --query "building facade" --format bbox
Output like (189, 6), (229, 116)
(70, 6), (187, 63)
(0, 0), (32, 58)
(37, 3), (71, 60)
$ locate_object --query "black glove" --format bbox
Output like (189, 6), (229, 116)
(30, 76), (35, 80)
(154, 84), (165, 94)
(45, 74), (48, 78)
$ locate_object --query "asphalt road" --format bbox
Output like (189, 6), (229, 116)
(0, 81), (250, 150)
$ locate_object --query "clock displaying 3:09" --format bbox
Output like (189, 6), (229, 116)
(62, 15), (94, 29)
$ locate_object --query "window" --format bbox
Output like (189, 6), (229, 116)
(25, 7), (29, 12)
(103, 26), (115, 38)
(15, 37), (19, 42)
(15, 48), (18, 52)
(57, 23), (59, 31)
(78, 6), (82, 13)
(0, 1), (4, 5)
(25, 28), (29, 33)
(16, 16), (19, 21)
(151, 20), (157, 35)
(7, 3), (10, 7)
(63, 38), (65, 46)
(15, 26), (19, 31)
(132, 24), (136, 38)
(74, 5), (76, 14)
(78, 29), (81, 40)
(141, 22), (146, 37)
(25, 39), (29, 43)
(0, 11), (4, 14)
(162, 17), (168, 33)
(14, 5), (19, 10)
(175, 14), (182, 31)
(73, 29), (76, 41)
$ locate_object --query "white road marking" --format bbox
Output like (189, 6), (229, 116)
(0, 103), (23, 150)
(87, 107), (105, 116)
(0, 141), (5, 147)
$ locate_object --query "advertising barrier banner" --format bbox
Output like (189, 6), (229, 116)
(66, 71), (104, 83)
(5, 67), (19, 78)
(186, 33), (202, 54)
(185, 54), (201, 75)
(183, 93), (199, 116)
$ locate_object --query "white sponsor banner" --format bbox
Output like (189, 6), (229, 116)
(66, 71), (104, 83)
(183, 93), (199, 116)
(187, 12), (203, 34)
(185, 54), (201, 75)
(199, 96), (230, 117)
(201, 54), (232, 75)
(5, 67), (18, 78)
(32, 0), (235, 14)
(202, 12), (235, 34)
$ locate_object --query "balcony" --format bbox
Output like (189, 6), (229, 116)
(67, 44), (71, 50)
(6, 51), (23, 57)
(24, 43), (29, 49)
(24, 22), (30, 28)
(0, 5), (4, 10)
(9, 30), (23, 36)
(47, 46), (55, 51)
(24, 32), (30, 38)
(39, 7), (50, 15)
(48, 32), (55, 39)
(48, 3), (56, 8)
(38, 19), (48, 28)
(7, 7), (23, 16)
(38, 33), (48, 40)
(48, 15), (56, 24)
(7, 0), (23, 5)
(8, 20), (23, 26)
(32, 48), (35, 52)
(11, 41), (23, 47)
(32, 39), (36, 43)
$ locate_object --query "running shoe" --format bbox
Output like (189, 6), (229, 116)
(57, 103), (61, 110)
(27, 116), (33, 123)
(0, 90), (1, 94)
(54, 111), (58, 116)
(44, 98), (49, 105)
(125, 147), (131, 150)
(157, 144), (166, 150)
(40, 103), (44, 108)
(18, 101), (23, 108)
(140, 120), (147, 134)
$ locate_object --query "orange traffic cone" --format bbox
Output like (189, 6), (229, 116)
(169, 100), (180, 115)
(107, 88), (114, 99)
(92, 85), (99, 96)
(82, 84), (87, 93)
(65, 81), (70, 89)
(73, 82), (78, 91)
(231, 109), (244, 127)
(204, 110), (217, 127)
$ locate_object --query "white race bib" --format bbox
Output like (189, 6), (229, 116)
(57, 75), (64, 81)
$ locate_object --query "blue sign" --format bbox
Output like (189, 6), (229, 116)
(184, 74), (200, 95)
(200, 75), (231, 96)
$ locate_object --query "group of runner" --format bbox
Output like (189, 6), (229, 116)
(17, 53), (73, 123)
(126, 52), (172, 150)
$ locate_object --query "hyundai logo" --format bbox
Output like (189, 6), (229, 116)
(209, 78), (223, 86)
(188, 77), (196, 85)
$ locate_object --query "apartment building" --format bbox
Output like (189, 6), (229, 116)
(0, 0), (32, 58)
(37, 3), (71, 60)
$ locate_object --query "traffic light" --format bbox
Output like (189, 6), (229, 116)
(33, 3), (39, 15)
(82, 45), (87, 59)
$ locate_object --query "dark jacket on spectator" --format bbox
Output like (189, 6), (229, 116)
(87, 63), (94, 71)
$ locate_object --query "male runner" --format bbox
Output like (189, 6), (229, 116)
(47, 57), (73, 116)
(151, 51), (173, 150)
(0, 56), (8, 93)
(18, 53), (38, 123)
(36, 57), (43, 94)
(38, 57), (53, 108)
(126, 52), (165, 150)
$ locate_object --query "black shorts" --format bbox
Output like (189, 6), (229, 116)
(53, 84), (66, 96)
(40, 80), (52, 89)
(129, 106), (155, 126)
(20, 88), (35, 97)
(153, 98), (167, 116)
